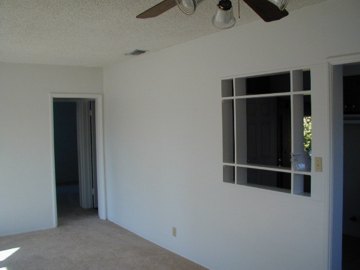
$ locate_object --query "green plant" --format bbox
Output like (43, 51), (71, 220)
(303, 116), (312, 153)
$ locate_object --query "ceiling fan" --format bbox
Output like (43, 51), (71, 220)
(136, 0), (289, 29)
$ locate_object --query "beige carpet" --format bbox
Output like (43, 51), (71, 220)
(0, 209), (206, 270)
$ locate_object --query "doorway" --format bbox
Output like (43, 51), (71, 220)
(53, 99), (97, 218)
(342, 64), (360, 270)
(329, 58), (360, 270)
(50, 93), (106, 226)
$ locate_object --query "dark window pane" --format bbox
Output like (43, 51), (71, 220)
(246, 73), (290, 95)
(237, 167), (291, 192)
(223, 166), (235, 183)
(222, 79), (234, 97)
(294, 174), (311, 196)
(303, 70), (311, 90)
(304, 95), (311, 116)
(304, 175), (311, 194)
(244, 97), (291, 168)
(222, 100), (234, 163)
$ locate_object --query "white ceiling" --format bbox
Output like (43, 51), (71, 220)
(0, 0), (326, 67)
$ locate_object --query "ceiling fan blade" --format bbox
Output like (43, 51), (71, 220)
(136, 0), (177, 19)
(243, 0), (289, 22)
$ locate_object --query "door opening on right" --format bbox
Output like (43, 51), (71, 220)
(53, 98), (98, 221)
(342, 64), (360, 270)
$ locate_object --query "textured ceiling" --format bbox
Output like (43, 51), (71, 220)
(0, 0), (327, 67)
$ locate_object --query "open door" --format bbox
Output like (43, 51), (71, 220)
(77, 100), (98, 209)
(342, 65), (360, 270)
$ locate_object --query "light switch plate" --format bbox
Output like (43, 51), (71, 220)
(314, 157), (323, 172)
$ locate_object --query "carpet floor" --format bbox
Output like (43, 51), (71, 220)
(0, 209), (206, 270)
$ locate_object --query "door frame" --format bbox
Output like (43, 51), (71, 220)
(328, 53), (360, 270)
(49, 93), (106, 226)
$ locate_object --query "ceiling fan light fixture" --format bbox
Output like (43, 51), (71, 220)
(176, 0), (198, 15)
(267, 0), (289, 11)
(212, 0), (236, 29)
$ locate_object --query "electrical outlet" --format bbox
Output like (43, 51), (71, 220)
(314, 157), (323, 172)
(172, 227), (177, 237)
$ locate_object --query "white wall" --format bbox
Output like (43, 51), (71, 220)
(0, 63), (102, 236)
(103, 1), (360, 270)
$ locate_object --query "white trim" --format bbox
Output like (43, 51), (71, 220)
(221, 90), (311, 101)
(328, 64), (343, 270)
(219, 65), (313, 81)
(49, 98), (58, 227)
(327, 52), (360, 66)
(327, 52), (360, 270)
(49, 93), (107, 223)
